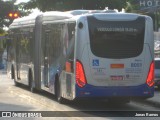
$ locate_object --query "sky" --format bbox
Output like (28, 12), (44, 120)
(15, 0), (42, 16)
(15, 0), (30, 4)
(3, 0), (30, 4)
(3, 0), (41, 16)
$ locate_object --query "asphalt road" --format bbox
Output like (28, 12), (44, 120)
(0, 69), (160, 120)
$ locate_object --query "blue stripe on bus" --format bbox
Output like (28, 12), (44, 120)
(76, 84), (154, 98)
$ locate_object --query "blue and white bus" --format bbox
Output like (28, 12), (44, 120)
(7, 10), (154, 103)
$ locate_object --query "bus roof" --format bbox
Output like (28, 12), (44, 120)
(42, 11), (73, 21)
(9, 10), (91, 28)
(9, 9), (146, 29)
(9, 14), (39, 28)
(71, 12), (149, 22)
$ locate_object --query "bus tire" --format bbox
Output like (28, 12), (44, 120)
(28, 69), (35, 93)
(157, 85), (160, 90)
(55, 79), (66, 104)
(11, 65), (18, 86)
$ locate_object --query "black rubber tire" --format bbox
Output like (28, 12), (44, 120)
(11, 66), (18, 86)
(28, 70), (35, 93)
(56, 80), (66, 104)
(157, 85), (160, 90)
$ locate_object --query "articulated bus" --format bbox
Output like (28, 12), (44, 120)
(7, 10), (154, 103)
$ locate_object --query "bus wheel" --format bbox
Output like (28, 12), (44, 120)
(56, 80), (65, 104)
(11, 66), (18, 86)
(157, 85), (160, 90)
(28, 70), (35, 93)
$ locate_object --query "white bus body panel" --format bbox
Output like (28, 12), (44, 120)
(76, 13), (153, 87)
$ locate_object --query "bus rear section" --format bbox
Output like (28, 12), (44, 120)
(75, 13), (154, 100)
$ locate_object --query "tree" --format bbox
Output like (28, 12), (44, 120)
(0, 28), (4, 35)
(24, 0), (128, 12)
(0, 0), (31, 32)
(125, 0), (140, 12)
(0, 1), (14, 28)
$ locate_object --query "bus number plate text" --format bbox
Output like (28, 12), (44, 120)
(110, 76), (124, 80)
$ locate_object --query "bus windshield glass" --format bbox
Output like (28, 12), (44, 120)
(88, 16), (145, 59)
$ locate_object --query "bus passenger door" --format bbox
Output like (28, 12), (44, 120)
(63, 22), (75, 99)
(16, 35), (21, 80)
(43, 31), (50, 87)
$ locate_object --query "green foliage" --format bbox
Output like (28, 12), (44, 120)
(0, 1), (30, 29)
(18, 3), (32, 16)
(24, 0), (128, 11)
(0, 28), (5, 35)
(0, 1), (14, 28)
(125, 0), (140, 13)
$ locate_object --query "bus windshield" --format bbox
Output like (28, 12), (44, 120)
(88, 16), (145, 59)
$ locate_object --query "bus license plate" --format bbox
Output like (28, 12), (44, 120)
(111, 76), (124, 80)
